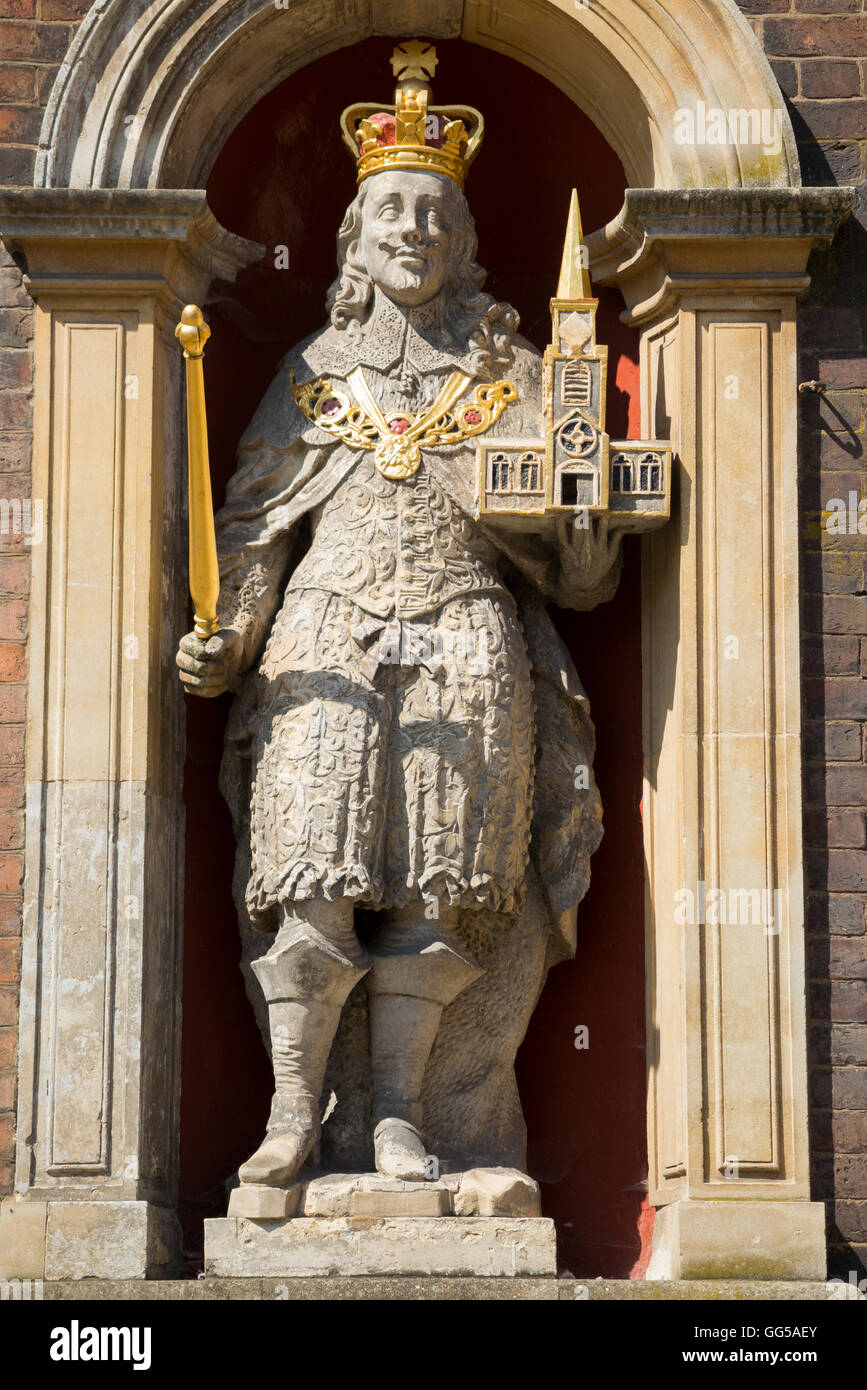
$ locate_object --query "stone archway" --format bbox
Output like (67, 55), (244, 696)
(0, 0), (851, 1281)
(37, 0), (797, 192)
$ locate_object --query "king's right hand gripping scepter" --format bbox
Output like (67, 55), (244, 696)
(175, 305), (220, 640)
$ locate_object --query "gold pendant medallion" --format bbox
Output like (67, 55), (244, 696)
(374, 435), (422, 480)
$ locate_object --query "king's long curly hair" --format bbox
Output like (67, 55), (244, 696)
(326, 176), (520, 380)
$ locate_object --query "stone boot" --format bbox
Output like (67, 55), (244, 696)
(239, 925), (368, 1188)
(369, 936), (482, 1181)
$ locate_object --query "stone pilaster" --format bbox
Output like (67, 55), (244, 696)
(590, 188), (853, 1281)
(0, 190), (261, 1279)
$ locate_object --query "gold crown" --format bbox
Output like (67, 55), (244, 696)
(340, 41), (484, 189)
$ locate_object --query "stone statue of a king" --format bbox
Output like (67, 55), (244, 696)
(177, 42), (622, 1204)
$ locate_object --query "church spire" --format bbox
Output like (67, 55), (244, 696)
(556, 188), (592, 300)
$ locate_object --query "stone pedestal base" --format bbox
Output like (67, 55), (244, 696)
(204, 1216), (556, 1278)
(0, 1199), (181, 1280)
(647, 1200), (827, 1281)
(227, 1167), (542, 1222)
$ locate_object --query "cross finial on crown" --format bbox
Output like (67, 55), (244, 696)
(390, 40), (438, 84)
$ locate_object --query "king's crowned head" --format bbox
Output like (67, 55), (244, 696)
(340, 41), (484, 189)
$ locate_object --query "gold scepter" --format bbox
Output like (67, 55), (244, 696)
(175, 305), (219, 640)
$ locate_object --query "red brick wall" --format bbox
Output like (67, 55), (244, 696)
(0, 1), (88, 1194)
(735, 0), (867, 1281)
(0, 4), (86, 185)
(0, 3), (864, 1279)
(0, 241), (29, 1196)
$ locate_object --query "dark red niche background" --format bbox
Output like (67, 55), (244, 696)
(180, 36), (648, 1277)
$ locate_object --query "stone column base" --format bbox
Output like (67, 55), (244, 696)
(205, 1216), (556, 1278)
(0, 1199), (182, 1280)
(647, 1200), (827, 1281)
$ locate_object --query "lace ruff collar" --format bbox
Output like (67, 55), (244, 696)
(295, 287), (476, 383)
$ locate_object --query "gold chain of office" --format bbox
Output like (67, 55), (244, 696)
(290, 366), (517, 479)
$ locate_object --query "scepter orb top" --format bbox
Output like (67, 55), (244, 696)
(175, 304), (211, 360)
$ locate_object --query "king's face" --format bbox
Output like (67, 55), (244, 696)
(357, 170), (455, 308)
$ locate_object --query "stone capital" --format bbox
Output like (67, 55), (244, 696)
(0, 188), (263, 312)
(588, 187), (855, 324)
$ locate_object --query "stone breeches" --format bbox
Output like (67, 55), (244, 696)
(245, 588), (535, 920)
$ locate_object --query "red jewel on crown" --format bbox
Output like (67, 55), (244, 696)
(389, 418), (411, 434)
(321, 397), (342, 416)
(464, 408), (482, 425)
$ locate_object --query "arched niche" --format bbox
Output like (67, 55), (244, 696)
(177, 37), (645, 1278)
(37, 0), (799, 196)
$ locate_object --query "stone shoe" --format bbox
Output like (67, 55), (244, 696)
(237, 1123), (317, 1188)
(373, 1117), (428, 1181)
